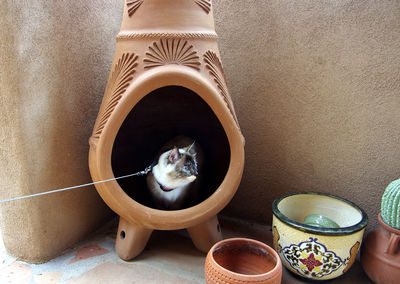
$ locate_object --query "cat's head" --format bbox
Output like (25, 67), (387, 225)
(155, 143), (198, 188)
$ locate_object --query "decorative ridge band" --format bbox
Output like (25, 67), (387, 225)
(117, 31), (218, 40)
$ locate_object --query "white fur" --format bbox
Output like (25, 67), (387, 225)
(146, 140), (202, 210)
(148, 176), (190, 203)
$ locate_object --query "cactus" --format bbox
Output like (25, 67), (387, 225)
(381, 178), (400, 229)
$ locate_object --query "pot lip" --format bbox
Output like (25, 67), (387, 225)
(378, 213), (400, 234)
(208, 237), (282, 279)
(272, 192), (368, 236)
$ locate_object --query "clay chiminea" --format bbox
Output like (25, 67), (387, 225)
(361, 178), (400, 284)
(88, 0), (244, 260)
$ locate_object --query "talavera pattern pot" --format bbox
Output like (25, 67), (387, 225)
(88, 0), (244, 260)
(272, 192), (368, 281)
(361, 213), (400, 284)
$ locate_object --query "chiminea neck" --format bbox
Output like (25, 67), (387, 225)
(120, 0), (216, 34)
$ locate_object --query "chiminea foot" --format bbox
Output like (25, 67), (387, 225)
(115, 217), (153, 260)
(187, 215), (223, 253)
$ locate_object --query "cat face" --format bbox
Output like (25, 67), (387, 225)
(168, 146), (198, 176)
(153, 144), (198, 188)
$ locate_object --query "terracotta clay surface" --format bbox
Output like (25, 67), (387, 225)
(89, 0), (244, 260)
(205, 238), (282, 284)
(361, 213), (400, 284)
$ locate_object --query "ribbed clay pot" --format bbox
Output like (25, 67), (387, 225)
(361, 213), (400, 284)
(88, 0), (244, 260)
(205, 238), (282, 284)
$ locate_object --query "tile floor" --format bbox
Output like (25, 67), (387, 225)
(0, 217), (372, 283)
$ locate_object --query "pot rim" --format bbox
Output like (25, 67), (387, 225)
(208, 237), (282, 279)
(272, 192), (368, 236)
(378, 213), (400, 234)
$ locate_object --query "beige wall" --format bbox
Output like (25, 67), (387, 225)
(0, 1), (119, 262)
(214, 0), (400, 231)
(1, 0), (399, 261)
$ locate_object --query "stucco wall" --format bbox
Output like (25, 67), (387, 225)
(214, 0), (400, 231)
(1, 0), (399, 262)
(0, 1), (119, 262)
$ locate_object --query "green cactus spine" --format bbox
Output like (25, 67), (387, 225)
(381, 178), (400, 229)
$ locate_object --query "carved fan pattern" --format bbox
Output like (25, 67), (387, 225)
(93, 53), (138, 139)
(126, 0), (144, 17)
(203, 51), (239, 127)
(195, 0), (211, 14)
(144, 39), (201, 71)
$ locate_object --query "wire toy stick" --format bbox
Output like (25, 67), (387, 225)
(0, 163), (155, 205)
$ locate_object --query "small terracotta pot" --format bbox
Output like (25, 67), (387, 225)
(204, 238), (282, 284)
(361, 213), (400, 284)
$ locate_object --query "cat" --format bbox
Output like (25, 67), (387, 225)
(146, 136), (203, 210)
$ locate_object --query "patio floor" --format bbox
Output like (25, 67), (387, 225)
(0, 217), (372, 283)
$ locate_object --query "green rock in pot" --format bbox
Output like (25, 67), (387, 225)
(304, 214), (340, 228)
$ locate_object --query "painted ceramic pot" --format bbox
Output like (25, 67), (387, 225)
(205, 238), (282, 284)
(361, 213), (400, 284)
(272, 192), (368, 281)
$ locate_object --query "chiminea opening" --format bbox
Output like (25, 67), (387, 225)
(111, 85), (230, 209)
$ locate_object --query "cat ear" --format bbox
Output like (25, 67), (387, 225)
(168, 147), (181, 163)
(186, 141), (196, 155)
